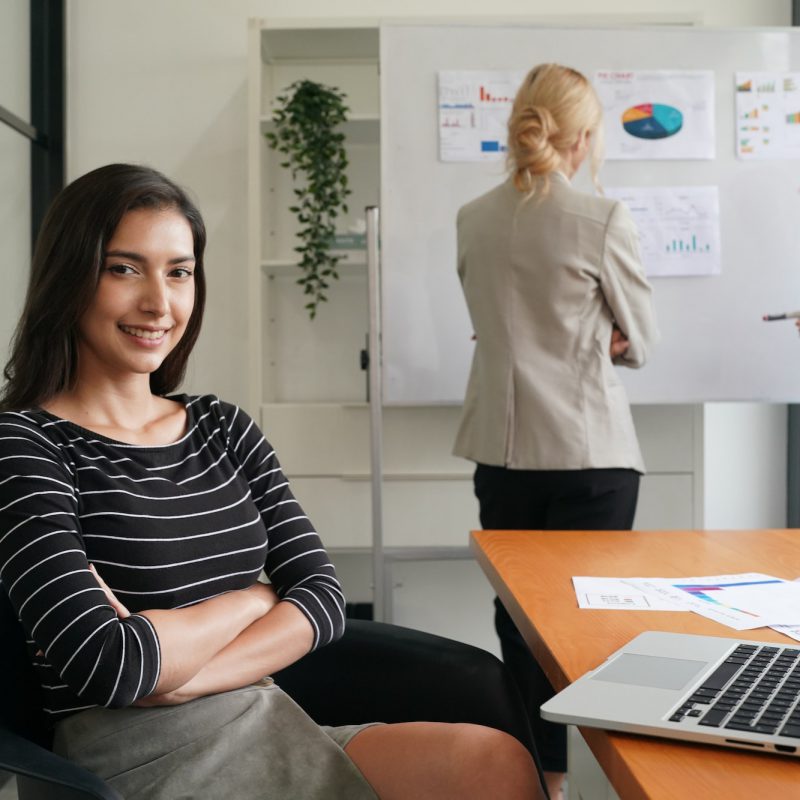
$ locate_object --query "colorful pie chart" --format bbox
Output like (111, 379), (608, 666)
(622, 103), (683, 140)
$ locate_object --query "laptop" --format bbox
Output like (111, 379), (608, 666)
(540, 631), (800, 757)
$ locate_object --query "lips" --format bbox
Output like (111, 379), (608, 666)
(118, 324), (169, 341)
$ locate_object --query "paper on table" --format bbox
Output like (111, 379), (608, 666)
(770, 578), (800, 640)
(624, 573), (793, 631)
(772, 625), (800, 642)
(572, 577), (685, 610)
(715, 581), (800, 625)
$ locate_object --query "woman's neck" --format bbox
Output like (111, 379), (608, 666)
(42, 377), (186, 446)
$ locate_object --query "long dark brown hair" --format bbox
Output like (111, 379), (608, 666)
(0, 164), (207, 411)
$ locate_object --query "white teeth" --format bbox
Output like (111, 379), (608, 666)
(120, 325), (166, 340)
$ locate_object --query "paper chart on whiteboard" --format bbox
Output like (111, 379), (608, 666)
(735, 71), (800, 159)
(594, 69), (715, 160)
(604, 185), (721, 277)
(437, 70), (524, 162)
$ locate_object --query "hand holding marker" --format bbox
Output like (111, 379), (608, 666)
(763, 310), (800, 334)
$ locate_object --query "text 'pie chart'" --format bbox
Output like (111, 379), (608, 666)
(622, 103), (683, 140)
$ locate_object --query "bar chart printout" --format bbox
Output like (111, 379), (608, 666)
(604, 185), (721, 277)
(736, 71), (800, 159)
(438, 70), (524, 162)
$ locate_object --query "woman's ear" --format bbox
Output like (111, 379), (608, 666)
(570, 129), (591, 156)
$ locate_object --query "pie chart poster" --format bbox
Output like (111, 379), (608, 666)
(595, 70), (715, 160)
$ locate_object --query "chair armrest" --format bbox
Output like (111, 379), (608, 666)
(0, 725), (122, 800)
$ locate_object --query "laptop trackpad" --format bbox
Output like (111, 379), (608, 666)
(590, 653), (707, 690)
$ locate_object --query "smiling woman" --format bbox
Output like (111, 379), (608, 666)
(0, 164), (207, 414)
(0, 164), (545, 799)
(48, 206), (199, 442)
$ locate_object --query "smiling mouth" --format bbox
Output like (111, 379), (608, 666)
(119, 324), (169, 341)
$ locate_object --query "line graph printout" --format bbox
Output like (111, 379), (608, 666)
(624, 574), (800, 631)
(595, 69), (715, 160)
(438, 70), (524, 162)
(604, 185), (720, 277)
(736, 71), (800, 159)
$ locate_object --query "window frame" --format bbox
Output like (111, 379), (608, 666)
(0, 0), (65, 249)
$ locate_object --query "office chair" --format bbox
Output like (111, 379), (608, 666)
(1, 587), (540, 799)
(0, 586), (122, 799)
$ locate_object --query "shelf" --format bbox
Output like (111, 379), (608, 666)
(260, 115), (379, 145)
(329, 546), (473, 561)
(261, 259), (366, 277)
(285, 472), (473, 481)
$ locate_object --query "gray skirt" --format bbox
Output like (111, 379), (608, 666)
(53, 679), (379, 800)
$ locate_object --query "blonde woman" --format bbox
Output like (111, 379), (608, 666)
(454, 64), (659, 799)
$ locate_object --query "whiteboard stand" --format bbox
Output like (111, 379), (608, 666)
(366, 206), (390, 621)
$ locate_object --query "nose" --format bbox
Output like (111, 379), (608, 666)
(140, 274), (170, 317)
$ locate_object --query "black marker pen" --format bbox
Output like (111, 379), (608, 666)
(763, 311), (800, 321)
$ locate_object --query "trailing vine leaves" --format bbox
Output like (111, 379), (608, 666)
(264, 80), (351, 319)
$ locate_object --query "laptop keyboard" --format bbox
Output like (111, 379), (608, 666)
(669, 643), (800, 738)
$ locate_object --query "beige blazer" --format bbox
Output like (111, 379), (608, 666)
(453, 174), (659, 472)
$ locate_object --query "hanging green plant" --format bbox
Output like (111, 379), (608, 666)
(264, 79), (352, 319)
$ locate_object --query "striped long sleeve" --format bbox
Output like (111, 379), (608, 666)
(0, 395), (345, 723)
(0, 414), (161, 716)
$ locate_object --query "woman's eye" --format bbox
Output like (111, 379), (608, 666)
(170, 267), (194, 279)
(106, 264), (136, 275)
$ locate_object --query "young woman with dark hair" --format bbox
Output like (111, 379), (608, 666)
(1, 164), (207, 410)
(0, 164), (544, 799)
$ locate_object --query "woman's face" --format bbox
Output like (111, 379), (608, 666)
(76, 206), (196, 384)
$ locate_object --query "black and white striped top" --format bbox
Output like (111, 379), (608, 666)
(0, 395), (345, 723)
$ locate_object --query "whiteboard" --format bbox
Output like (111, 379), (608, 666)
(379, 24), (800, 404)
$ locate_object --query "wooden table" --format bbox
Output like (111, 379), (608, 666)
(471, 529), (800, 799)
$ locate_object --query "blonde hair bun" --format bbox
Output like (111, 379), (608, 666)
(510, 105), (561, 192)
(507, 63), (604, 195)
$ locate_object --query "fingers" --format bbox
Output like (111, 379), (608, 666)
(89, 563), (131, 618)
(247, 581), (280, 615)
(609, 329), (630, 358)
(610, 339), (630, 357)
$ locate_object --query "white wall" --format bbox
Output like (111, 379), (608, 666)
(65, 0), (791, 408)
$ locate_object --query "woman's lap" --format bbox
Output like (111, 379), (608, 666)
(53, 682), (378, 799)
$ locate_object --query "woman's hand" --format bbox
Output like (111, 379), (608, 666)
(135, 583), (283, 707)
(609, 327), (630, 359)
(89, 563), (131, 618)
(243, 580), (281, 616)
(134, 686), (195, 707)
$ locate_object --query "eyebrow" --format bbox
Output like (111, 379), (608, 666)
(104, 249), (196, 264)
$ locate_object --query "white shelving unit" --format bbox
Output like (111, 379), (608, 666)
(248, 21), (379, 410)
(247, 22), (394, 621)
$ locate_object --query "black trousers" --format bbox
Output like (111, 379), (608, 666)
(474, 463), (640, 773)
